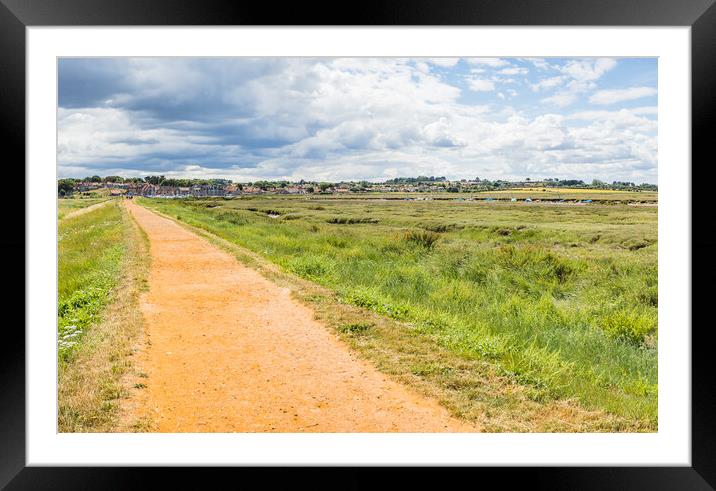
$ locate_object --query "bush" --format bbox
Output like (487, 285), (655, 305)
(404, 230), (439, 249)
(422, 223), (462, 233)
(600, 310), (657, 344)
(288, 256), (331, 280)
(215, 211), (247, 225)
(326, 217), (378, 224)
(338, 322), (373, 334)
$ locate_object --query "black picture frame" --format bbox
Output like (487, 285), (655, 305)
(3, 0), (713, 488)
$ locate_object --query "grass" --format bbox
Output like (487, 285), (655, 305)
(58, 197), (110, 220)
(58, 201), (151, 432)
(474, 187), (657, 201)
(139, 195), (658, 431)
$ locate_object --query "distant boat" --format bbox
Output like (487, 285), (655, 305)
(525, 198), (533, 202)
(511, 198), (517, 202)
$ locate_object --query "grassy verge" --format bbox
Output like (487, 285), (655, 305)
(139, 197), (656, 431)
(58, 197), (110, 220)
(58, 202), (151, 432)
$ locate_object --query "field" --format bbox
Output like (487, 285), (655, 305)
(139, 193), (658, 430)
(58, 200), (149, 431)
(58, 197), (109, 219)
(270, 188), (657, 202)
(471, 187), (658, 201)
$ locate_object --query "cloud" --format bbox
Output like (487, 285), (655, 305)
(525, 58), (554, 70)
(428, 58), (461, 67)
(541, 93), (578, 107)
(422, 117), (466, 147)
(466, 58), (510, 67)
(561, 58), (617, 85)
(531, 75), (566, 92)
(499, 67), (529, 76)
(535, 58), (619, 108)
(466, 78), (495, 92)
(589, 86), (657, 105)
(57, 57), (658, 183)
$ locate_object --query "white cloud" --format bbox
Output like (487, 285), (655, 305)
(499, 67), (529, 76)
(561, 58), (617, 84)
(466, 78), (495, 92)
(422, 117), (466, 147)
(534, 59), (619, 108)
(541, 93), (578, 107)
(567, 107), (657, 123)
(531, 75), (566, 92)
(589, 86), (657, 105)
(427, 58), (460, 67)
(466, 58), (510, 67)
(525, 58), (555, 70)
(58, 57), (657, 183)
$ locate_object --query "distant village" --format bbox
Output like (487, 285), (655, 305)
(58, 175), (657, 198)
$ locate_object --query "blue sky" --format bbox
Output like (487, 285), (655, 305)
(58, 57), (657, 183)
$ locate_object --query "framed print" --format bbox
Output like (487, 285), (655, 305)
(3, 0), (714, 487)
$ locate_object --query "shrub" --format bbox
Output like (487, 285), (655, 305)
(625, 239), (652, 251)
(338, 322), (373, 334)
(340, 289), (411, 320)
(600, 310), (657, 344)
(422, 223), (462, 233)
(404, 230), (439, 249)
(215, 211), (247, 225)
(326, 236), (348, 248)
(635, 286), (658, 307)
(326, 217), (378, 224)
(288, 256), (331, 280)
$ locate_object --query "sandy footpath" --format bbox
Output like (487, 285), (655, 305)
(124, 201), (474, 432)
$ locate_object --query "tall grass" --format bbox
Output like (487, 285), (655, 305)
(58, 197), (109, 219)
(58, 203), (124, 362)
(140, 196), (658, 427)
(58, 202), (151, 432)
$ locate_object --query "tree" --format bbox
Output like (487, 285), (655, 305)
(319, 182), (331, 192)
(58, 179), (75, 196)
(144, 175), (165, 185)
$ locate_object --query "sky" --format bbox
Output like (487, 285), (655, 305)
(58, 57), (658, 183)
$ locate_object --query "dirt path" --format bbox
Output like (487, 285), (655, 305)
(124, 202), (475, 432)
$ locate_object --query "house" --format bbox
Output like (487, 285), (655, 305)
(225, 184), (241, 196)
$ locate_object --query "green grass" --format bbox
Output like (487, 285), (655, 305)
(140, 195), (658, 428)
(58, 202), (125, 362)
(58, 198), (109, 219)
(58, 201), (151, 432)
